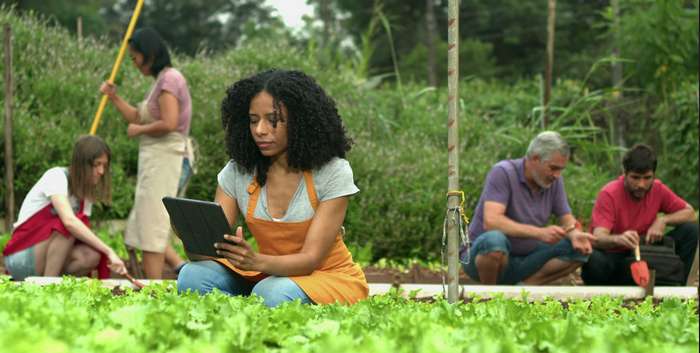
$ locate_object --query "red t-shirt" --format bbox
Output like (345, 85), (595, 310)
(590, 176), (688, 249)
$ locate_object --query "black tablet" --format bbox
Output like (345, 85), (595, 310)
(162, 196), (232, 260)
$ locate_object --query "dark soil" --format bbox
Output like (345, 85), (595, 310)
(3, 255), (696, 287)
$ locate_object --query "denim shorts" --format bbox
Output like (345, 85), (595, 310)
(461, 230), (589, 284)
(4, 246), (38, 281)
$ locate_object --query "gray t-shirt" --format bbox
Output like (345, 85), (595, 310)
(217, 157), (359, 222)
(468, 158), (571, 255)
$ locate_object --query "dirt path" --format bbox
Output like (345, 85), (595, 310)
(2, 255), (696, 286)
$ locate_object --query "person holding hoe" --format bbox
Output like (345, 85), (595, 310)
(100, 27), (192, 279)
(3, 135), (127, 280)
(177, 69), (368, 307)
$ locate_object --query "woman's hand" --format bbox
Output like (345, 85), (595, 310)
(106, 252), (127, 275)
(127, 123), (143, 138)
(215, 226), (263, 271)
(99, 81), (117, 99)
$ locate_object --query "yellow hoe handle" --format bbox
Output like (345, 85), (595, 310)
(90, 0), (145, 135)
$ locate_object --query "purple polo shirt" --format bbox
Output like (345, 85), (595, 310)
(468, 158), (572, 255)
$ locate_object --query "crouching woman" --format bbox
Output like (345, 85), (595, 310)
(177, 69), (368, 307)
(3, 135), (127, 280)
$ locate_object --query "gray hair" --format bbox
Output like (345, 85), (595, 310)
(526, 131), (570, 161)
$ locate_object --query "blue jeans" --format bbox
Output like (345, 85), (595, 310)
(177, 158), (193, 197)
(4, 246), (37, 280)
(462, 230), (589, 284)
(177, 260), (312, 308)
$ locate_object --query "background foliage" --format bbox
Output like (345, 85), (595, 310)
(0, 1), (697, 262)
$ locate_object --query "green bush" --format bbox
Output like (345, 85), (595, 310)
(0, 8), (697, 262)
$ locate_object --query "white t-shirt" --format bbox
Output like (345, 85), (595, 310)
(13, 167), (93, 229)
(217, 158), (359, 222)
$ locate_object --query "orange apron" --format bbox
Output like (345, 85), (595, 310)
(214, 171), (368, 304)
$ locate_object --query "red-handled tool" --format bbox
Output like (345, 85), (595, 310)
(630, 244), (650, 287)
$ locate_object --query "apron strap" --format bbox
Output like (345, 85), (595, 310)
(246, 178), (260, 221)
(302, 171), (319, 211)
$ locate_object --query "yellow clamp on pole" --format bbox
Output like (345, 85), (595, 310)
(446, 190), (470, 225)
(89, 0), (145, 135)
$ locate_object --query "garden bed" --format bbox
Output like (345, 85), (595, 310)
(0, 277), (697, 353)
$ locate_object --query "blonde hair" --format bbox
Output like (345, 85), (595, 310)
(68, 135), (112, 204)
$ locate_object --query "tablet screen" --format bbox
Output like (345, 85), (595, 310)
(162, 197), (232, 259)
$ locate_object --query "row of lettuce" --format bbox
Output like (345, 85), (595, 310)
(0, 278), (697, 353)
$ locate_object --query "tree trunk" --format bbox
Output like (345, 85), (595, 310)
(425, 0), (438, 87)
(77, 16), (83, 47)
(318, 0), (333, 46)
(4, 24), (15, 232)
(543, 0), (556, 128)
(611, 0), (625, 149)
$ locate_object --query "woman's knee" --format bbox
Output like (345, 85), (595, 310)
(251, 277), (310, 308)
(66, 244), (100, 274)
(177, 261), (221, 294)
(77, 246), (101, 269)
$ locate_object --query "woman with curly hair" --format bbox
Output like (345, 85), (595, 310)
(177, 69), (368, 307)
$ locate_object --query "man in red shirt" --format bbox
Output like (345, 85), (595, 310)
(582, 144), (698, 285)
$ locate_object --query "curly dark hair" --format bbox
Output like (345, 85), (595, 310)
(221, 69), (353, 186)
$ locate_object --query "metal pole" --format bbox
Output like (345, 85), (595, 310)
(543, 0), (556, 128)
(4, 24), (15, 233)
(90, 0), (145, 135)
(446, 0), (460, 303)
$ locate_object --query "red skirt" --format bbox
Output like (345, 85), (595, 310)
(3, 202), (110, 279)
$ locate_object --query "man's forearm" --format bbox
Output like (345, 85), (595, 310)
(662, 207), (697, 226)
(592, 233), (620, 249)
(485, 215), (540, 239)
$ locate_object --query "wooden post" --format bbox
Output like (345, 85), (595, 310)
(77, 16), (83, 47)
(543, 0), (556, 128)
(4, 24), (15, 233)
(446, 0), (460, 303)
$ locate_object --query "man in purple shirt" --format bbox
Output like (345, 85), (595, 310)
(461, 131), (595, 284)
